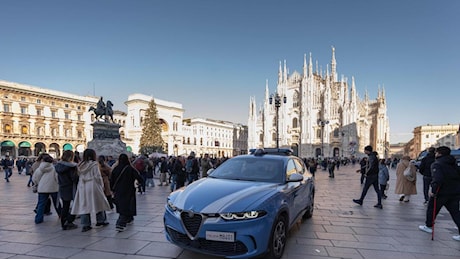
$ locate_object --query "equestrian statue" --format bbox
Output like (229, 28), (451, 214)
(89, 97), (114, 122)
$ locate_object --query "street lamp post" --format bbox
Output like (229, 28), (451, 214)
(318, 119), (329, 157)
(269, 93), (286, 149)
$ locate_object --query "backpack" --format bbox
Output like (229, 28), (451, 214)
(134, 158), (145, 172)
(185, 159), (194, 173)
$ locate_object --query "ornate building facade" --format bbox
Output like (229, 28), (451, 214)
(0, 80), (98, 158)
(411, 124), (458, 159)
(248, 47), (390, 158)
(124, 93), (248, 157)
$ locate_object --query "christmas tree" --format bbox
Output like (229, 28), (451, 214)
(139, 99), (164, 155)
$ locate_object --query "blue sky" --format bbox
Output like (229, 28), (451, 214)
(1, 0), (459, 144)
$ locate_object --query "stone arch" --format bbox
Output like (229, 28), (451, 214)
(34, 142), (47, 156)
(49, 143), (61, 158)
(159, 118), (168, 132)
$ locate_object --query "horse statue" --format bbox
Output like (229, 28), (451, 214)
(105, 100), (114, 122)
(88, 106), (106, 121)
(89, 97), (114, 122)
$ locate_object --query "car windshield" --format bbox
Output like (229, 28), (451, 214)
(209, 157), (285, 183)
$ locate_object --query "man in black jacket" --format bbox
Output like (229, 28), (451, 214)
(419, 147), (435, 204)
(353, 145), (382, 209)
(419, 146), (460, 241)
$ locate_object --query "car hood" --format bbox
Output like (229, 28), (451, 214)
(170, 178), (279, 213)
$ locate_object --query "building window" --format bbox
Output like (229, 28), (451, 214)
(3, 104), (10, 112)
(4, 124), (12, 133)
(77, 114), (82, 121)
(292, 118), (298, 128)
(21, 97), (26, 101)
(65, 129), (71, 137)
(272, 132), (276, 142)
(316, 129), (321, 139)
(77, 130), (82, 138)
(36, 99), (41, 104)
(51, 101), (55, 106)
(65, 112), (70, 120)
(51, 128), (57, 137)
(22, 125), (28, 134)
(333, 128), (339, 137)
(293, 91), (299, 107)
(51, 111), (56, 118)
(37, 109), (42, 116)
(65, 104), (69, 108)
(21, 106), (27, 114)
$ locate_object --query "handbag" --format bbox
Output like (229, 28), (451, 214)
(403, 164), (415, 182)
(32, 185), (38, 193)
(111, 165), (129, 204)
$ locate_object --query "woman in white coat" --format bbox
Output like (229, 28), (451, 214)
(71, 149), (111, 232)
(32, 154), (61, 224)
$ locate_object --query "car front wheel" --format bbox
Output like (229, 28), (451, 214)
(268, 214), (287, 258)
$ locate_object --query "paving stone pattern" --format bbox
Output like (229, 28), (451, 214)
(1, 164), (459, 258)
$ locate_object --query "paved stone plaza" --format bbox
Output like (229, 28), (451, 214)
(1, 164), (459, 258)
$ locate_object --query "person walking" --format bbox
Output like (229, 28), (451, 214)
(378, 159), (390, 199)
(185, 152), (199, 184)
(173, 156), (187, 190)
(419, 147), (436, 204)
(110, 153), (144, 232)
(98, 155), (114, 211)
(394, 156), (417, 202)
(2, 155), (14, 182)
(55, 150), (79, 230)
(419, 146), (460, 241)
(159, 157), (169, 186)
(32, 154), (61, 224)
(353, 145), (383, 209)
(71, 149), (111, 232)
(200, 153), (213, 179)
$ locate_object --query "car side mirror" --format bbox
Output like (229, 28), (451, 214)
(288, 173), (303, 182)
(207, 168), (215, 176)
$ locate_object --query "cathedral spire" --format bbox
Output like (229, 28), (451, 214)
(316, 60), (319, 75)
(303, 53), (307, 78)
(308, 52), (313, 77)
(278, 61), (282, 85)
(331, 46), (337, 82)
(265, 79), (269, 100)
(283, 59), (287, 83)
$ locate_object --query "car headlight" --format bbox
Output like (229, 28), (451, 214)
(167, 200), (179, 212)
(220, 210), (267, 220)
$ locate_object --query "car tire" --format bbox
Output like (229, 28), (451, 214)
(267, 214), (287, 259)
(302, 191), (315, 219)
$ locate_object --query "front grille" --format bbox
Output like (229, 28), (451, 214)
(181, 211), (203, 237)
(167, 227), (248, 256)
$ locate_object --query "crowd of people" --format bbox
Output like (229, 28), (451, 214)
(2, 149), (230, 233)
(2, 144), (459, 241)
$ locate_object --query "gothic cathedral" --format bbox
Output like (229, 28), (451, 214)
(248, 47), (390, 158)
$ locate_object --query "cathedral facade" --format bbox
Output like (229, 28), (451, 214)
(248, 47), (390, 159)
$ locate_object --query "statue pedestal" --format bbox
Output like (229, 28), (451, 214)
(87, 122), (130, 158)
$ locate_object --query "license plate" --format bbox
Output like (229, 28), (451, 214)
(205, 231), (235, 242)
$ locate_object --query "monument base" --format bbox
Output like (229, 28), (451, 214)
(87, 121), (130, 158)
